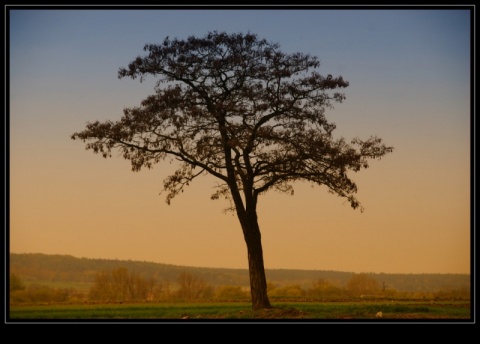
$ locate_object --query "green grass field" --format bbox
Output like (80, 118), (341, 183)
(8, 300), (471, 322)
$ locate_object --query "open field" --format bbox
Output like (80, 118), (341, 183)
(8, 300), (472, 322)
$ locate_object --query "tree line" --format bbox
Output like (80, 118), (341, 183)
(10, 269), (470, 305)
(10, 253), (470, 294)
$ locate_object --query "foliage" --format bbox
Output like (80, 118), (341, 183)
(307, 278), (346, 298)
(9, 272), (470, 305)
(268, 284), (306, 298)
(10, 273), (25, 292)
(71, 31), (393, 210)
(9, 258), (469, 306)
(88, 267), (168, 302)
(214, 285), (249, 300)
(10, 284), (75, 304)
(345, 273), (381, 296)
(10, 253), (471, 294)
(175, 271), (214, 300)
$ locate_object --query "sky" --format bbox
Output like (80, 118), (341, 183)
(7, 6), (473, 275)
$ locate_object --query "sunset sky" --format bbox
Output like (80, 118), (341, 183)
(8, 7), (472, 275)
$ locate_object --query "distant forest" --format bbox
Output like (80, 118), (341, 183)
(9, 253), (470, 293)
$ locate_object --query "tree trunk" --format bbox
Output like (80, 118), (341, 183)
(220, 130), (270, 310)
(238, 211), (272, 310)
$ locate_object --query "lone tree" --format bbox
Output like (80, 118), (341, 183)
(72, 31), (393, 310)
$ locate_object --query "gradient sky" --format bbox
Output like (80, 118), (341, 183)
(8, 7), (472, 274)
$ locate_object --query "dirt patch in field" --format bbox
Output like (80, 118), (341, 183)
(251, 306), (308, 319)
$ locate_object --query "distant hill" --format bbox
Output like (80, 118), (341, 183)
(9, 253), (470, 293)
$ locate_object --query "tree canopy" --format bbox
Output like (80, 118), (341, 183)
(73, 31), (392, 212)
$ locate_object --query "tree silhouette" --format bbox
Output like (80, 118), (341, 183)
(72, 31), (393, 310)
